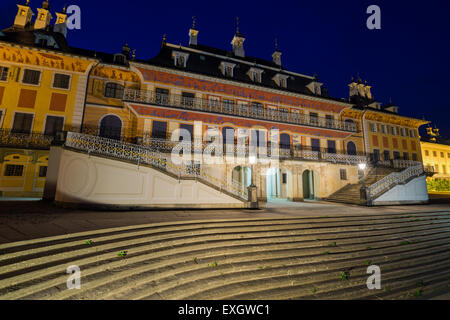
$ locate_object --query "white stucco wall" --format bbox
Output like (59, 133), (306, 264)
(54, 149), (245, 208)
(373, 175), (429, 205)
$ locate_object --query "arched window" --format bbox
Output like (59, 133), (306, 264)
(99, 115), (122, 140)
(347, 141), (357, 155)
(104, 83), (124, 99)
(280, 133), (291, 150)
(222, 127), (235, 144)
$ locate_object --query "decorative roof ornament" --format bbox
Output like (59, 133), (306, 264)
(236, 16), (239, 34)
(42, 0), (50, 10)
(274, 37), (278, 51)
(25, 0), (30, 6)
(192, 16), (197, 30)
(132, 49), (136, 60)
(162, 33), (166, 47)
(62, 4), (67, 13)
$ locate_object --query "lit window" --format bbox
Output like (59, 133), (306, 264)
(22, 69), (41, 85)
(39, 166), (48, 177)
(53, 73), (71, 89)
(4, 164), (24, 177)
(104, 83), (124, 99)
(340, 169), (347, 180)
(0, 66), (9, 81)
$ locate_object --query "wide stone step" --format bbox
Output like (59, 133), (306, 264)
(1, 213), (449, 300)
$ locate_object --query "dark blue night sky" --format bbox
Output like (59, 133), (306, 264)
(1, 0), (449, 137)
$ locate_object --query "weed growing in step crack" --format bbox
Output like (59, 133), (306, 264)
(117, 251), (127, 257)
(414, 288), (423, 297)
(400, 241), (411, 245)
(312, 287), (317, 294)
(208, 261), (218, 267)
(329, 242), (337, 247)
(192, 257), (198, 264)
(365, 260), (372, 266)
(340, 271), (349, 280)
(85, 240), (93, 245)
(384, 285), (391, 292)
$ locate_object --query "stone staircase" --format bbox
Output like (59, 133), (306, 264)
(326, 167), (401, 205)
(1, 212), (450, 300)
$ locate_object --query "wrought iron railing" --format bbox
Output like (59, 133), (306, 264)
(123, 89), (358, 133)
(367, 164), (425, 200)
(64, 132), (248, 200)
(0, 130), (54, 149)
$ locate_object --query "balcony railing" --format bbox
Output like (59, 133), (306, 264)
(123, 89), (358, 133)
(0, 130), (54, 149)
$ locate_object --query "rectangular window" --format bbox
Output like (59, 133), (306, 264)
(250, 102), (264, 117)
(381, 125), (387, 134)
(22, 69), (41, 85)
(441, 152), (445, 158)
(393, 151), (401, 160)
(237, 101), (248, 115)
(155, 88), (169, 105)
(309, 113), (318, 126)
(223, 99), (234, 113)
(325, 115), (334, 128)
(44, 115), (64, 136)
(282, 173), (287, 184)
(52, 73), (71, 89)
(425, 150), (429, 156)
(327, 140), (336, 154)
(403, 152), (409, 160)
(181, 92), (195, 107)
(179, 123), (194, 142)
(412, 153), (418, 161)
(151, 121), (167, 140)
(373, 149), (380, 162)
(390, 126), (396, 135)
(340, 169), (347, 180)
(433, 151), (437, 157)
(4, 164), (24, 177)
(0, 66), (9, 81)
(311, 138), (320, 152)
(383, 150), (390, 161)
(208, 96), (220, 110)
(370, 122), (377, 133)
(400, 128), (405, 136)
(251, 130), (266, 147)
(410, 130), (415, 137)
(39, 166), (48, 177)
(12, 112), (33, 134)
(279, 108), (289, 121)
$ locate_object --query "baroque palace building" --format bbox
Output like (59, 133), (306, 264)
(0, 2), (430, 206)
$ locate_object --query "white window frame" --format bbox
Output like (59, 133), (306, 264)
(172, 51), (189, 68)
(220, 62), (236, 77)
(42, 114), (66, 135)
(21, 68), (42, 87)
(0, 65), (9, 82)
(51, 72), (72, 91)
(248, 67), (263, 83)
(10, 111), (35, 134)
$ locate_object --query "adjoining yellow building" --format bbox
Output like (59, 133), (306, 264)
(0, 2), (97, 197)
(421, 126), (450, 183)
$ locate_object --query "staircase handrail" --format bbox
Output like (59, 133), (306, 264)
(64, 132), (248, 200)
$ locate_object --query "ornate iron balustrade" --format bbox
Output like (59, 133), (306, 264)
(0, 130), (54, 149)
(123, 88), (358, 133)
(64, 132), (248, 200)
(367, 164), (425, 200)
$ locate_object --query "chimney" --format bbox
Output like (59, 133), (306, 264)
(54, 6), (68, 37)
(272, 38), (282, 66)
(231, 17), (245, 57)
(188, 16), (198, 46)
(14, 1), (34, 28)
(34, 1), (52, 30)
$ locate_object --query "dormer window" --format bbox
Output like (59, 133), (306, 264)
(248, 67), (263, 83)
(273, 74), (289, 88)
(220, 62), (236, 77)
(173, 51), (189, 68)
(114, 54), (126, 65)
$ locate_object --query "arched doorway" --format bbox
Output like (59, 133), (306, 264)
(232, 166), (251, 193)
(302, 169), (317, 200)
(99, 115), (122, 140)
(347, 141), (357, 155)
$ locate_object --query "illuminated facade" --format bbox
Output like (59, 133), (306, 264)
(0, 3), (430, 205)
(0, 2), (96, 196)
(421, 126), (450, 179)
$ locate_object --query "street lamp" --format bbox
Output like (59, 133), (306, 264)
(358, 162), (368, 204)
(249, 155), (256, 187)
